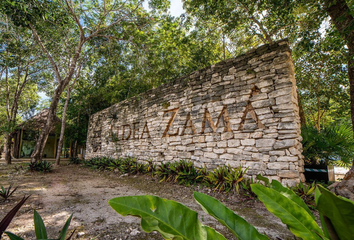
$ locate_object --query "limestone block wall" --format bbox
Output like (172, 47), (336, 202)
(86, 39), (305, 185)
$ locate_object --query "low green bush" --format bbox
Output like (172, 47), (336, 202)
(84, 156), (330, 204)
(155, 160), (202, 186)
(68, 157), (81, 165)
(27, 161), (53, 173)
(204, 165), (247, 193)
(83, 157), (147, 175)
(83, 157), (262, 196)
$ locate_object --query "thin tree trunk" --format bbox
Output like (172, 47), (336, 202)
(29, 23), (84, 163)
(297, 92), (306, 127)
(4, 133), (12, 164)
(55, 87), (71, 165)
(73, 140), (78, 158)
(31, 83), (68, 162)
(317, 97), (321, 132)
(324, 0), (354, 200)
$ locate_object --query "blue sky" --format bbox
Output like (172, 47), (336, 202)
(142, 0), (184, 17)
(169, 0), (184, 17)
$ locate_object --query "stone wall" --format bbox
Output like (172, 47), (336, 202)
(86, 39), (305, 185)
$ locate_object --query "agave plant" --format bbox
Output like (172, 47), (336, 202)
(0, 196), (29, 239)
(290, 181), (316, 208)
(107, 158), (122, 171)
(155, 162), (174, 182)
(0, 185), (18, 201)
(224, 166), (248, 193)
(204, 165), (246, 193)
(27, 161), (53, 173)
(145, 159), (157, 176)
(5, 210), (75, 240)
(170, 160), (201, 186)
(204, 165), (229, 192)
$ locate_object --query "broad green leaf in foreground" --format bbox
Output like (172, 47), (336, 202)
(251, 184), (323, 240)
(316, 185), (354, 240)
(314, 187), (331, 239)
(193, 191), (269, 240)
(270, 180), (315, 219)
(109, 195), (226, 240)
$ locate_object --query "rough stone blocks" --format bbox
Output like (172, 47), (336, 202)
(86, 39), (304, 185)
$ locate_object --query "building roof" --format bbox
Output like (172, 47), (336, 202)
(18, 109), (61, 130)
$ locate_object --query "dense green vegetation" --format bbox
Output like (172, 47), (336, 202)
(0, 0), (353, 169)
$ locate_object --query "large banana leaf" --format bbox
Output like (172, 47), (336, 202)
(316, 185), (354, 240)
(251, 184), (324, 240)
(109, 195), (226, 240)
(270, 180), (315, 219)
(193, 191), (269, 240)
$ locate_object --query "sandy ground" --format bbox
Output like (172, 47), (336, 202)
(0, 163), (294, 240)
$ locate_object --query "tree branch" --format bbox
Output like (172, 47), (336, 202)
(235, 0), (273, 44)
(29, 23), (62, 83)
(65, 0), (85, 39)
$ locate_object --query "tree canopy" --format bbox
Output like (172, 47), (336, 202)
(0, 0), (353, 170)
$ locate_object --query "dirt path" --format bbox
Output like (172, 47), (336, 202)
(0, 163), (293, 240)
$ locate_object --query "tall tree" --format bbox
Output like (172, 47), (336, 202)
(61, 12), (227, 152)
(1, 0), (149, 162)
(55, 63), (81, 165)
(183, 0), (354, 197)
(296, 36), (349, 130)
(183, 0), (299, 45)
(319, 0), (354, 199)
(0, 13), (41, 164)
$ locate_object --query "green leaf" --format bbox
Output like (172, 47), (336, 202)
(193, 191), (269, 240)
(316, 185), (354, 240)
(58, 214), (73, 240)
(270, 180), (315, 219)
(251, 184), (323, 240)
(314, 187), (330, 239)
(315, 186), (321, 205)
(109, 195), (226, 240)
(34, 210), (47, 239)
(0, 196), (29, 237)
(256, 174), (269, 186)
(4, 232), (25, 240)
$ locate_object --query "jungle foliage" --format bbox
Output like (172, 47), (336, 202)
(0, 0), (353, 166)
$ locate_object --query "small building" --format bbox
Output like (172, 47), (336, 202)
(10, 109), (70, 159)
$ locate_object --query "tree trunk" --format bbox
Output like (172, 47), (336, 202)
(31, 81), (70, 162)
(4, 133), (12, 164)
(324, 0), (354, 200)
(29, 23), (84, 163)
(297, 92), (306, 127)
(56, 87), (71, 165)
(72, 140), (78, 158)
